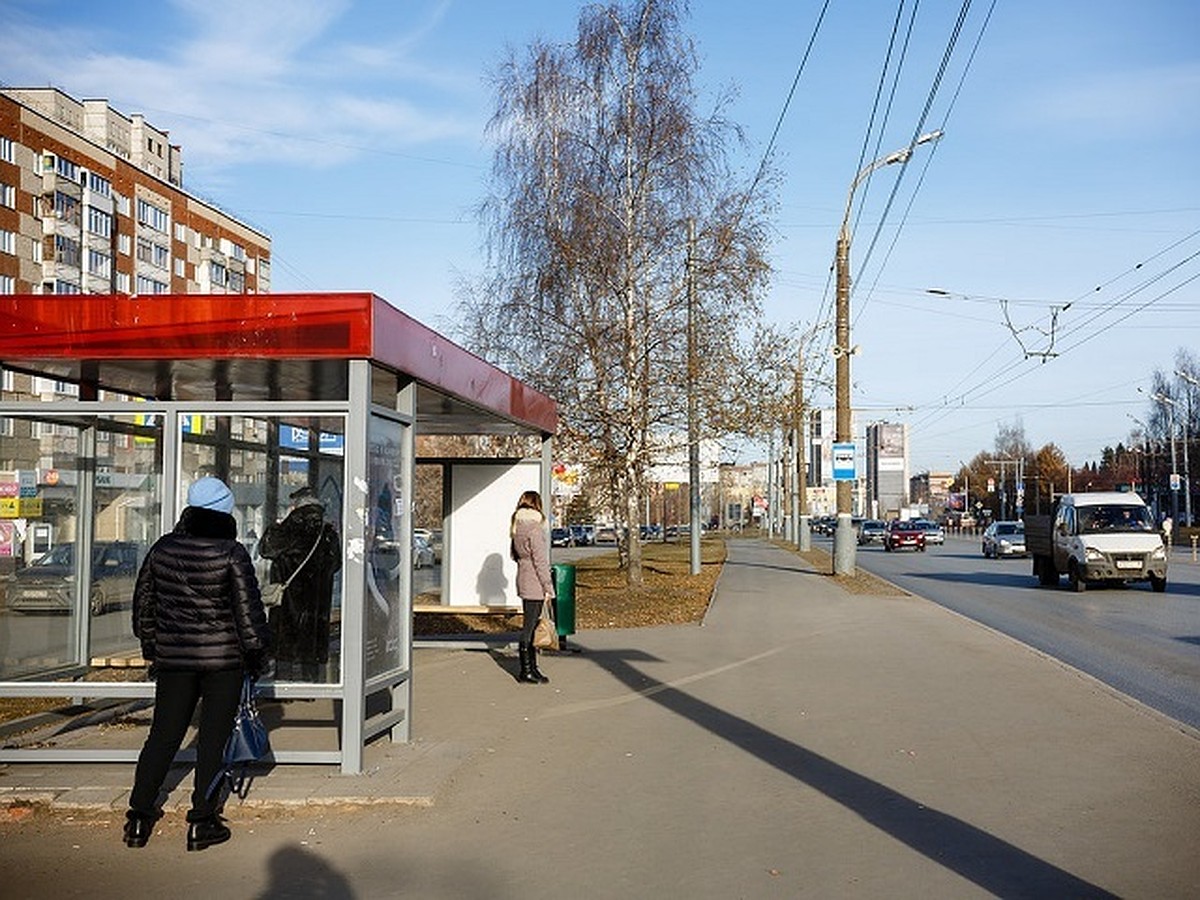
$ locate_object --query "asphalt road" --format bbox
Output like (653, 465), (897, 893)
(846, 532), (1200, 732)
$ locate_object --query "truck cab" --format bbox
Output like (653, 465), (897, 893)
(1029, 492), (1167, 593)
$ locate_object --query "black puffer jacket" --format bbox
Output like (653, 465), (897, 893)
(133, 506), (271, 672)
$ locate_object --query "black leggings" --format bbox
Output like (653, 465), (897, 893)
(520, 598), (544, 643)
(129, 667), (243, 821)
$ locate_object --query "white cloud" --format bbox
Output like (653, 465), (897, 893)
(0, 0), (483, 170)
(1024, 63), (1200, 138)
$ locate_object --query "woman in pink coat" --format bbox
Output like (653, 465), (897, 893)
(510, 490), (555, 684)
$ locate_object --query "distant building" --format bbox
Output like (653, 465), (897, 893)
(806, 407), (865, 516)
(866, 422), (909, 518)
(0, 86), (269, 296)
(719, 462), (767, 529)
(910, 470), (955, 518)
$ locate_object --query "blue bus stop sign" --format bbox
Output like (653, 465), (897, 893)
(832, 442), (856, 481)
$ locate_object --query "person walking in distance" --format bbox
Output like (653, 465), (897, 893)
(510, 490), (555, 684)
(124, 476), (270, 851)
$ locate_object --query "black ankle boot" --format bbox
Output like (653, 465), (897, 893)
(517, 642), (540, 683)
(187, 816), (231, 851)
(123, 809), (158, 848)
(528, 645), (550, 684)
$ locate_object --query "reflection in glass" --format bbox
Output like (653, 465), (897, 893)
(365, 417), (405, 680)
(0, 418), (82, 678)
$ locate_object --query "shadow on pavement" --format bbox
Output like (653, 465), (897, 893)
(255, 845), (355, 899)
(584, 647), (1117, 899)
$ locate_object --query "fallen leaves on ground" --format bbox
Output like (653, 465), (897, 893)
(414, 538), (726, 636)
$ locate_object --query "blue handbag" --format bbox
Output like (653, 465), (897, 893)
(207, 675), (271, 800)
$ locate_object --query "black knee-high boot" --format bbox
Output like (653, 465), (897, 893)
(517, 642), (541, 684)
(528, 644), (550, 684)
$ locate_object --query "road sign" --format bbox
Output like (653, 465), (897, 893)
(832, 443), (855, 481)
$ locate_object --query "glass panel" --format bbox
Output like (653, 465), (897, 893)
(413, 463), (444, 604)
(179, 414), (345, 685)
(90, 415), (162, 663)
(0, 419), (82, 678)
(366, 415), (405, 680)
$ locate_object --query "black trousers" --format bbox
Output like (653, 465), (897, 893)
(520, 598), (544, 642)
(129, 667), (243, 821)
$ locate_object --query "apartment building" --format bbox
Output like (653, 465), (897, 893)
(0, 86), (270, 296)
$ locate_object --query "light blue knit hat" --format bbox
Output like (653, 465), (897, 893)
(187, 476), (234, 514)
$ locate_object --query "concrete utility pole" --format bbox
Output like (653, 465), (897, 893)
(832, 130), (942, 574)
(687, 218), (701, 575)
(794, 344), (810, 551)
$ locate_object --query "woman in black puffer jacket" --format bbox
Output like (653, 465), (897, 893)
(124, 476), (271, 852)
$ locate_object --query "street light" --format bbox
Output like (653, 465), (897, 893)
(832, 130), (943, 574)
(1139, 387), (1182, 527)
(1176, 369), (1197, 525)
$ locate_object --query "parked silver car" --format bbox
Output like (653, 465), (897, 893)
(4, 541), (142, 615)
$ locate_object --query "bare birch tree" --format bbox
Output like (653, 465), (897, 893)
(460, 0), (773, 584)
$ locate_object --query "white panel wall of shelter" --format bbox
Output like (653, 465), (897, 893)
(445, 461), (542, 609)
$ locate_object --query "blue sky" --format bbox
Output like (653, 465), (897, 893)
(2, 0), (1197, 474)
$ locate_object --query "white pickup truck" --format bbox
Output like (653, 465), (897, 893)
(1024, 491), (1168, 593)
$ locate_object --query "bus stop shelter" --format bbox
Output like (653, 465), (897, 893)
(0, 292), (556, 773)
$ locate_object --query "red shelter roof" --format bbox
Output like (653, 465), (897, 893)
(0, 292), (556, 434)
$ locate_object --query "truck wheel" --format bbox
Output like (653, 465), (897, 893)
(1149, 573), (1167, 593)
(1068, 561), (1086, 593)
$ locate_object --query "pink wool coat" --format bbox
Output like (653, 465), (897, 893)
(511, 508), (555, 601)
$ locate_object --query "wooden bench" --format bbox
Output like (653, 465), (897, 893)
(413, 604), (519, 616)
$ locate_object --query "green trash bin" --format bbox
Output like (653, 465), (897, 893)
(551, 562), (576, 640)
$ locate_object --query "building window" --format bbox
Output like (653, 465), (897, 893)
(87, 206), (113, 238)
(0, 418), (12, 437)
(32, 238), (42, 263)
(0, 182), (14, 208)
(87, 249), (112, 278)
(54, 155), (79, 180)
(136, 198), (169, 233)
(174, 257), (185, 277)
(53, 190), (80, 223)
(0, 136), (13, 163)
(0, 230), (13, 255)
(228, 269), (245, 292)
(0, 274), (13, 294)
(52, 279), (82, 294)
(135, 237), (169, 268)
(54, 235), (81, 268)
(114, 193), (130, 216)
(86, 171), (112, 197)
(116, 271), (130, 292)
(135, 274), (168, 294)
(209, 261), (227, 287)
(118, 233), (131, 255)
(174, 222), (186, 242)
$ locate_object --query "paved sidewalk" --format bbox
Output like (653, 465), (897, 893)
(3, 538), (1199, 898)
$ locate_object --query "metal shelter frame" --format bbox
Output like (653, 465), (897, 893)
(0, 292), (556, 773)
